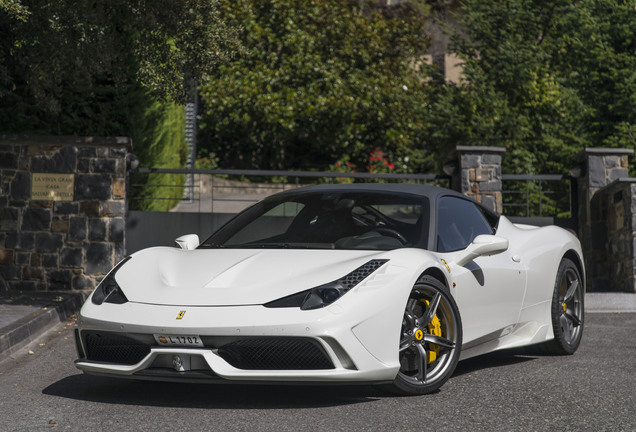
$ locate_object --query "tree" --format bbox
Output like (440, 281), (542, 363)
(133, 0), (243, 103)
(1, 0), (242, 210)
(426, 0), (636, 175)
(0, 0), (241, 133)
(198, 0), (433, 172)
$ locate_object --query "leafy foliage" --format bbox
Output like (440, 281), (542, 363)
(198, 0), (433, 172)
(0, 0), (241, 124)
(3, 0), (634, 195)
(0, 0), (240, 209)
(128, 102), (188, 211)
(426, 0), (636, 175)
(0, 0), (28, 20)
(133, 0), (243, 103)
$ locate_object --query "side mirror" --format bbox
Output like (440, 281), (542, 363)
(453, 234), (508, 267)
(175, 234), (200, 250)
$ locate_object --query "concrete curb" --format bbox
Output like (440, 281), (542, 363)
(0, 291), (88, 362)
(585, 293), (636, 313)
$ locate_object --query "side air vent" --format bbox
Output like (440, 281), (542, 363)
(265, 259), (388, 308)
(338, 259), (388, 288)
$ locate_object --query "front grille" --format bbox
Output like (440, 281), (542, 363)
(81, 332), (335, 371)
(84, 332), (151, 365)
(218, 338), (334, 370)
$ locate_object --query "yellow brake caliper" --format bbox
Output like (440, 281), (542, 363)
(423, 299), (442, 364)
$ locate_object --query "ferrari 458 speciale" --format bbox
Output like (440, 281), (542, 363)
(75, 184), (584, 394)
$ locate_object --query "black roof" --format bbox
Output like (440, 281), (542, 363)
(275, 183), (469, 201)
(272, 183), (500, 221)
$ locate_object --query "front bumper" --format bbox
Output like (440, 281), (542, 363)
(74, 290), (406, 383)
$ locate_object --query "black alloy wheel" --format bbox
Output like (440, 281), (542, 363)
(546, 258), (584, 354)
(389, 276), (462, 395)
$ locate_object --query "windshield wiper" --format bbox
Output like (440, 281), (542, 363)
(197, 243), (225, 249)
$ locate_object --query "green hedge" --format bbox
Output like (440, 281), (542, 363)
(129, 101), (187, 211)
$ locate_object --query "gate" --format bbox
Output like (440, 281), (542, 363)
(502, 174), (577, 232)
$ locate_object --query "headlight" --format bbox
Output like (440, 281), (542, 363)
(91, 256), (131, 305)
(300, 280), (347, 310)
(265, 259), (388, 310)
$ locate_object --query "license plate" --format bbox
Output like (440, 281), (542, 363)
(154, 334), (203, 347)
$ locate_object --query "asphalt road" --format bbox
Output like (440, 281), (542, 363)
(0, 313), (634, 432)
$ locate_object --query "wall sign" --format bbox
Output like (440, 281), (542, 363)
(31, 173), (74, 201)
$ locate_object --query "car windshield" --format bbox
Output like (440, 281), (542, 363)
(200, 191), (430, 250)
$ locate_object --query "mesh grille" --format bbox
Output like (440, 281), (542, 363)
(218, 338), (334, 370)
(84, 332), (151, 365)
(338, 259), (388, 288)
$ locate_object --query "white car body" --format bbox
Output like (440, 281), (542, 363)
(74, 184), (584, 393)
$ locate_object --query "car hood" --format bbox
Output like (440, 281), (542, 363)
(115, 247), (390, 306)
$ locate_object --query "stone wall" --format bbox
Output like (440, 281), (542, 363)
(0, 135), (131, 291)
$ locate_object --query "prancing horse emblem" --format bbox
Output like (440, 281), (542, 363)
(176, 311), (186, 320)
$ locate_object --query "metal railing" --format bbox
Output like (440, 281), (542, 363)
(502, 174), (572, 218)
(129, 168), (573, 218)
(129, 168), (450, 213)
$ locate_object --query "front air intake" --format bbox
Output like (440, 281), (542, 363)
(217, 337), (334, 370)
(84, 332), (151, 365)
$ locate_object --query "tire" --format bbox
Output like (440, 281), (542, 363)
(388, 276), (462, 395)
(539, 258), (584, 355)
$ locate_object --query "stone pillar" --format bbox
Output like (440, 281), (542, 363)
(574, 148), (633, 239)
(0, 135), (132, 291)
(588, 180), (636, 292)
(573, 148), (633, 290)
(451, 146), (506, 213)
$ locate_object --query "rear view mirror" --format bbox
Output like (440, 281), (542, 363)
(453, 235), (509, 267)
(175, 234), (200, 250)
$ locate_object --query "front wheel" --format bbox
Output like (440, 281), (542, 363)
(388, 276), (462, 395)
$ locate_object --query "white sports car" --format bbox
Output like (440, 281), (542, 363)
(74, 184), (584, 394)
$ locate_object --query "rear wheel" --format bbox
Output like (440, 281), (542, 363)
(544, 258), (584, 354)
(389, 276), (462, 395)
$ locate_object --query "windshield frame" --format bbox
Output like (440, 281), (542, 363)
(200, 190), (430, 251)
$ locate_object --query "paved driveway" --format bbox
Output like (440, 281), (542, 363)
(0, 313), (634, 431)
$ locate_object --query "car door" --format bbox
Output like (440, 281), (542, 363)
(435, 196), (527, 345)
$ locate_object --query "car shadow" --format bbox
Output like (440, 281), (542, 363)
(43, 351), (539, 407)
(42, 374), (383, 409)
(452, 350), (538, 377)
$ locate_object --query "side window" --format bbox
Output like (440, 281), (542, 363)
(436, 197), (493, 252)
